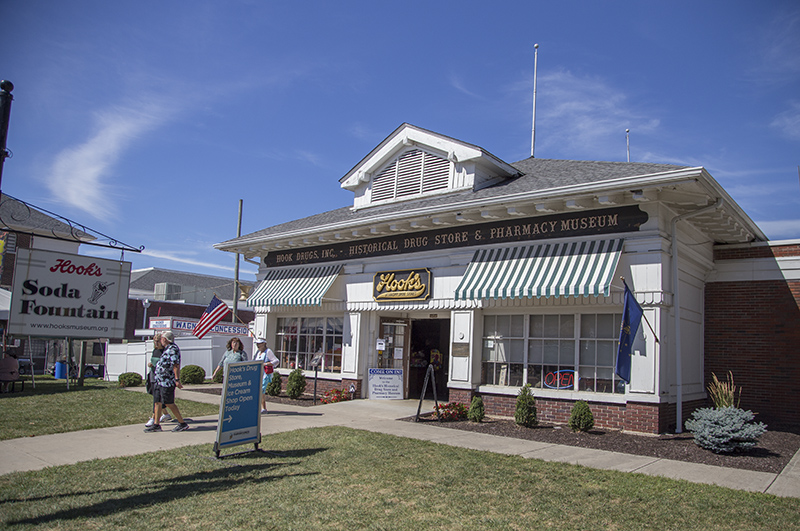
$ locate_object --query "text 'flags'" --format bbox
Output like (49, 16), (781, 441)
(615, 280), (643, 384)
(193, 295), (231, 339)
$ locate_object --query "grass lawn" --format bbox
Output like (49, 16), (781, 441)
(1, 426), (799, 530)
(0, 377), (220, 440)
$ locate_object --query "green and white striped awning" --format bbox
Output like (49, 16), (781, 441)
(247, 264), (341, 307)
(454, 239), (624, 300)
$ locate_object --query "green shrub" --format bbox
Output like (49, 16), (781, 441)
(467, 395), (485, 423)
(265, 373), (282, 396)
(212, 367), (224, 383)
(514, 384), (537, 428)
(118, 372), (143, 387)
(286, 368), (307, 399)
(568, 400), (595, 432)
(684, 406), (767, 453)
(435, 402), (467, 421)
(180, 365), (205, 385)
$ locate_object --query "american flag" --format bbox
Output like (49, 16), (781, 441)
(193, 295), (231, 339)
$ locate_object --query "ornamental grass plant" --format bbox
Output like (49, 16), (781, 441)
(707, 371), (739, 408)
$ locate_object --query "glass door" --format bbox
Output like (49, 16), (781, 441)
(378, 318), (410, 396)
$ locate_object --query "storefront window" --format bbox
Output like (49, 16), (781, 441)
(483, 313), (624, 394)
(275, 316), (343, 373)
(482, 315), (524, 386)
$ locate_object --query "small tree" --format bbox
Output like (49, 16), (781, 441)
(568, 400), (594, 432)
(286, 368), (307, 399)
(514, 384), (537, 428)
(467, 395), (485, 423)
(685, 406), (767, 453)
(265, 372), (282, 396)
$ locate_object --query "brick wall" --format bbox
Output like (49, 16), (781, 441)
(448, 389), (680, 434)
(705, 279), (800, 428)
(273, 373), (356, 400)
(714, 243), (800, 261)
(0, 233), (32, 287)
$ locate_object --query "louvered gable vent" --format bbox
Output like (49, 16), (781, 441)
(370, 148), (450, 204)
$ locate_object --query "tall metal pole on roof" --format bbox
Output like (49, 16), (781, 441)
(531, 44), (539, 158)
(232, 199), (243, 325)
(626, 129), (630, 162)
(0, 80), (14, 191)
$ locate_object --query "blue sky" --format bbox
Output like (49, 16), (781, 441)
(2, 1), (799, 280)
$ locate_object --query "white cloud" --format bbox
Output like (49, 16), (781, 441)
(771, 101), (800, 141)
(755, 9), (800, 84)
(449, 73), (482, 99)
(535, 69), (660, 160)
(47, 101), (171, 219)
(142, 248), (256, 275)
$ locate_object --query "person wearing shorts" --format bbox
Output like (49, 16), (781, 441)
(254, 338), (279, 413)
(145, 331), (189, 432)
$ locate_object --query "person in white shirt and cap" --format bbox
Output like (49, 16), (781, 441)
(254, 338), (279, 413)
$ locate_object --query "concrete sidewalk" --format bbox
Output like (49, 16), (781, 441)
(1, 386), (798, 498)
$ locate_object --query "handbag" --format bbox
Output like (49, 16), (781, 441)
(145, 370), (154, 393)
(264, 364), (274, 375)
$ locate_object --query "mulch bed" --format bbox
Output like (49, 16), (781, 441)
(406, 415), (800, 474)
(188, 388), (799, 474)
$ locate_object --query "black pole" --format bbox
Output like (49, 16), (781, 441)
(313, 367), (318, 404)
(0, 80), (14, 191)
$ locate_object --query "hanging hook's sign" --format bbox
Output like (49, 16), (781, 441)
(9, 248), (131, 339)
(373, 268), (431, 302)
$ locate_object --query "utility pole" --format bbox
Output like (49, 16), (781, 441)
(232, 199), (243, 324)
(0, 80), (14, 191)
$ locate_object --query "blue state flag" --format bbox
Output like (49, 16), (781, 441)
(616, 281), (643, 384)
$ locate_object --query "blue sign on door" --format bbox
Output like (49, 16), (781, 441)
(215, 360), (263, 452)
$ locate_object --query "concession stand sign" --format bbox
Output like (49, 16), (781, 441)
(265, 205), (647, 267)
(9, 248), (131, 339)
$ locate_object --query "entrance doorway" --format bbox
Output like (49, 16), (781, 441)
(409, 319), (450, 401)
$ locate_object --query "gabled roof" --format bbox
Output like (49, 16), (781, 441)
(339, 123), (518, 191)
(0, 194), (94, 242)
(130, 268), (254, 291)
(215, 128), (767, 258)
(218, 158), (694, 246)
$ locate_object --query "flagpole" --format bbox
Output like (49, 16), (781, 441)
(231, 310), (256, 338)
(214, 292), (256, 338)
(620, 277), (660, 343)
(530, 44), (539, 158)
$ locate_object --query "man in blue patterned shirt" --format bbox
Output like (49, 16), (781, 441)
(145, 331), (190, 432)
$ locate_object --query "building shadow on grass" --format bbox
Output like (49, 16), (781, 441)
(7, 448), (328, 526)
